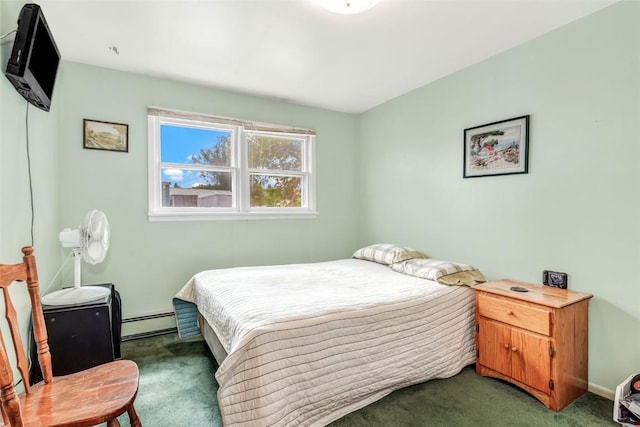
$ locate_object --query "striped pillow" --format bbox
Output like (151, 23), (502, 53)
(391, 258), (485, 286)
(352, 244), (427, 265)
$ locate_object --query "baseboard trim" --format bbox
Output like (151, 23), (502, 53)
(122, 311), (175, 323)
(122, 327), (177, 342)
(589, 382), (614, 400)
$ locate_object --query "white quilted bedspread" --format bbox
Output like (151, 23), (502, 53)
(176, 259), (476, 426)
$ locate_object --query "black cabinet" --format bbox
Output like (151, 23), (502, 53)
(30, 284), (122, 384)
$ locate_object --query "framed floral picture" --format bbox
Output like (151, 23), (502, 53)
(463, 115), (529, 178)
(83, 119), (128, 152)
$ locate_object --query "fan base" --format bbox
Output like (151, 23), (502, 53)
(41, 286), (110, 306)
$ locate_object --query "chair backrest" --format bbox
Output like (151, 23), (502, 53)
(0, 247), (53, 425)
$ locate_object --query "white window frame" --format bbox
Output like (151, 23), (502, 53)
(148, 108), (317, 221)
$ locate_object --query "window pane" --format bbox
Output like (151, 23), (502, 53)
(250, 175), (301, 208)
(247, 134), (302, 171)
(160, 124), (231, 166)
(161, 167), (232, 207)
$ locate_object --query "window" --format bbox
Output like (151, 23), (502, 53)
(148, 108), (316, 220)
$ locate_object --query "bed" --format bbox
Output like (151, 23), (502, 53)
(173, 245), (484, 426)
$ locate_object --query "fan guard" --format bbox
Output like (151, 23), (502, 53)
(41, 210), (112, 306)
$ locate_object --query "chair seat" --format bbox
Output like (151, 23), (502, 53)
(19, 360), (139, 427)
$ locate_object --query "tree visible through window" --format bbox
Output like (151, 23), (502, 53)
(248, 133), (303, 208)
(191, 135), (232, 192)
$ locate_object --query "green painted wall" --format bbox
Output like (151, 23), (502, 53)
(358, 0), (640, 394)
(55, 62), (359, 333)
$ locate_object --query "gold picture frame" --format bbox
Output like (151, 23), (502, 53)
(83, 119), (128, 152)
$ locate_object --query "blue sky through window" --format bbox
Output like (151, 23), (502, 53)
(160, 124), (231, 188)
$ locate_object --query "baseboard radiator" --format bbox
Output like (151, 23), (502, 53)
(121, 311), (177, 342)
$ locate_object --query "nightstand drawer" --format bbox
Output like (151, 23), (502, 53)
(477, 293), (551, 336)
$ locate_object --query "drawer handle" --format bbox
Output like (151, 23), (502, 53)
(511, 347), (518, 352)
(503, 343), (509, 349)
(507, 310), (514, 316)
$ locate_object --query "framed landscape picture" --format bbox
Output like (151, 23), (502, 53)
(463, 115), (529, 178)
(83, 119), (128, 152)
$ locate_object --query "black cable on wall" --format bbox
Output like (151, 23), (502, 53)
(25, 103), (35, 247)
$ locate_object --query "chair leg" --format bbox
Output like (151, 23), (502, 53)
(128, 404), (142, 427)
(107, 418), (121, 427)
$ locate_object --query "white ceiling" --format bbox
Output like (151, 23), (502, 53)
(3, 0), (618, 113)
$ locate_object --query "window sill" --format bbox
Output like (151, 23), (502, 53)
(148, 210), (319, 222)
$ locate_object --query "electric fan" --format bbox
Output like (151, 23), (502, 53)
(41, 210), (112, 306)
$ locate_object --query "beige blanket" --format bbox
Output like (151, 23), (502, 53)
(176, 259), (476, 426)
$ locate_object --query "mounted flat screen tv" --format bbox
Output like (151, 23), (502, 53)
(5, 3), (60, 112)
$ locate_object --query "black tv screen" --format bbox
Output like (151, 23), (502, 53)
(5, 3), (60, 112)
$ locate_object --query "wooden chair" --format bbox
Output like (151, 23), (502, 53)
(0, 247), (141, 427)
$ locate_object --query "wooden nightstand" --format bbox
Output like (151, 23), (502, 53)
(473, 279), (593, 411)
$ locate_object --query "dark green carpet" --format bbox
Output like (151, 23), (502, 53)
(118, 334), (616, 426)
(118, 334), (221, 426)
